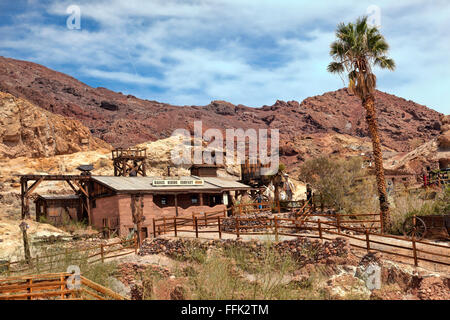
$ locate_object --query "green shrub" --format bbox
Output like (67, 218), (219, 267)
(299, 156), (378, 214)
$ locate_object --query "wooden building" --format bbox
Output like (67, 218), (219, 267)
(35, 195), (81, 226)
(89, 176), (250, 237)
(189, 164), (221, 177)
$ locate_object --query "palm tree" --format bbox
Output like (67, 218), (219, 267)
(327, 16), (395, 233)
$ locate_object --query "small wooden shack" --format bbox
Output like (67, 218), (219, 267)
(35, 195), (82, 226)
(189, 164), (221, 177)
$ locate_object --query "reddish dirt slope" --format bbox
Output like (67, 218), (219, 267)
(0, 56), (442, 157)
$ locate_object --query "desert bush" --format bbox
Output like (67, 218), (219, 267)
(299, 156), (378, 214)
(389, 186), (450, 234)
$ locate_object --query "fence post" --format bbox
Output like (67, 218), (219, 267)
(336, 214), (341, 234)
(100, 243), (104, 263)
(27, 278), (32, 300)
(134, 234), (138, 254)
(174, 218), (177, 237)
(236, 217), (240, 239)
(60, 275), (65, 300)
(412, 234), (418, 267)
(380, 211), (384, 234)
(239, 204), (242, 216)
(195, 217), (198, 239)
(277, 200), (281, 213)
(192, 213), (195, 230)
(152, 218), (156, 238)
(274, 217), (279, 242)
(318, 219), (322, 240)
(204, 212), (207, 227)
(218, 217), (222, 239)
(163, 216), (166, 234)
(365, 229), (370, 252)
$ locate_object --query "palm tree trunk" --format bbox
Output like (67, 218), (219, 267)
(363, 94), (390, 233)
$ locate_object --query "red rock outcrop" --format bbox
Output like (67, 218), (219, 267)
(0, 92), (110, 158)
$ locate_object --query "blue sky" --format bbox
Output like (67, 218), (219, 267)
(0, 0), (448, 114)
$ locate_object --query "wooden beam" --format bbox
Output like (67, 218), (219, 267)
(25, 177), (44, 198)
(72, 180), (88, 197)
(65, 180), (78, 193)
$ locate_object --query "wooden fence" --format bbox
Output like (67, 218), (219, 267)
(0, 272), (126, 300)
(153, 215), (449, 268)
(236, 201), (279, 215)
(0, 237), (137, 276)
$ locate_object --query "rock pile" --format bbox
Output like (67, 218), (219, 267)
(138, 237), (349, 266)
(118, 262), (171, 300)
(221, 214), (273, 232)
(416, 277), (450, 300)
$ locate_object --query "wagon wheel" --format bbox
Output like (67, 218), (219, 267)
(402, 216), (427, 240)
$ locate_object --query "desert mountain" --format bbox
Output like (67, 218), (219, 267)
(0, 92), (110, 158)
(0, 56), (442, 159)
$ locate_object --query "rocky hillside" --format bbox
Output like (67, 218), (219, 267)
(0, 92), (110, 158)
(0, 56), (442, 157)
(387, 114), (450, 173)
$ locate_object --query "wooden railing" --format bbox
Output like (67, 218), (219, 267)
(0, 237), (137, 276)
(236, 201), (279, 215)
(0, 272), (126, 300)
(153, 209), (228, 237)
(152, 215), (449, 268)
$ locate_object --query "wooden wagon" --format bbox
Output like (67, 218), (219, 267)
(402, 214), (450, 240)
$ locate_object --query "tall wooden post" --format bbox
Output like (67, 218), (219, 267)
(365, 229), (370, 252)
(318, 219), (322, 240)
(174, 194), (179, 217)
(412, 234), (418, 267)
(174, 218), (177, 237)
(131, 194), (144, 248)
(195, 217), (199, 238)
(100, 243), (105, 263)
(218, 217), (222, 239)
(19, 222), (31, 265)
(21, 179), (25, 219)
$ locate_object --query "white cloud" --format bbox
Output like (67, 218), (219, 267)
(0, 0), (448, 114)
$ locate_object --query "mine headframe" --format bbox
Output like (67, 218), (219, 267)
(112, 147), (147, 177)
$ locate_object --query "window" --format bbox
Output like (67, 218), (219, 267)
(191, 195), (198, 204)
(161, 197), (167, 205)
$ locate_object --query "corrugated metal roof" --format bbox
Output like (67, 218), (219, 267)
(37, 195), (80, 200)
(200, 177), (250, 189)
(91, 176), (249, 192)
